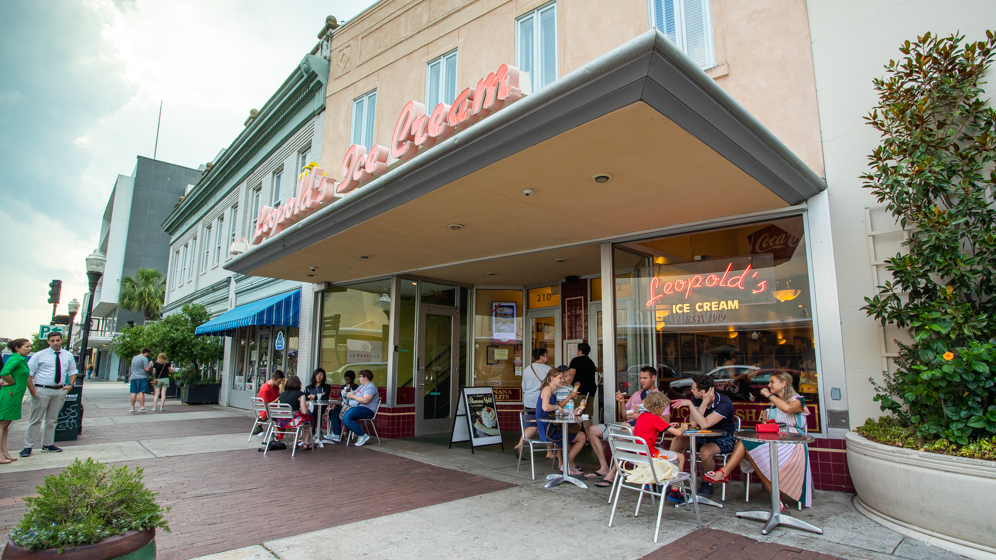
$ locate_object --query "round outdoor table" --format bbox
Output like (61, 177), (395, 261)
(311, 400), (330, 448)
(680, 430), (727, 510)
(537, 416), (588, 489)
(733, 430), (823, 535)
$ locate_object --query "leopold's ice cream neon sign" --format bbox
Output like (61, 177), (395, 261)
(250, 64), (524, 245)
(645, 262), (769, 308)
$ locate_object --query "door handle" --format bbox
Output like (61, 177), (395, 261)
(416, 357), (425, 388)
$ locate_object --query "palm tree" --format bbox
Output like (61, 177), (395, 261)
(119, 268), (166, 320)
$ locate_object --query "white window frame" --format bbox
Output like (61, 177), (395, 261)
(425, 50), (458, 109)
(202, 225), (212, 272)
(229, 204), (238, 247)
(298, 146), (312, 171)
(170, 250), (180, 290)
(516, 2), (558, 93)
(649, 0), (715, 69)
(249, 186), (261, 236)
(271, 170), (283, 208)
(350, 89), (377, 150)
(214, 216), (224, 266)
(188, 236), (197, 281)
(179, 243), (188, 285)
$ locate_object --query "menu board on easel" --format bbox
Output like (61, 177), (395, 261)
(449, 387), (503, 453)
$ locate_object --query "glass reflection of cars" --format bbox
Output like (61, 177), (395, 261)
(617, 364), (679, 396)
(747, 369), (803, 399)
(669, 365), (759, 392)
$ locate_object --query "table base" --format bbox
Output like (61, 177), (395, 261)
(736, 510), (823, 535)
(544, 473), (589, 489)
(675, 495), (723, 509)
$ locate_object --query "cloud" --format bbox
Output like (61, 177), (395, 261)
(0, 0), (378, 339)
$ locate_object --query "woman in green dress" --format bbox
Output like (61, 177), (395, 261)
(0, 338), (35, 464)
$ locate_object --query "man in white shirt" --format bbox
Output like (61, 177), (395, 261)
(21, 331), (77, 457)
(514, 348), (551, 458)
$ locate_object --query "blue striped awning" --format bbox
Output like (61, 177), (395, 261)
(194, 290), (300, 336)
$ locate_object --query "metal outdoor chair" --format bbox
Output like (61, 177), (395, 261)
(605, 422), (635, 504)
(607, 433), (698, 542)
(344, 402), (381, 445)
(249, 397), (271, 442)
(263, 403), (302, 457)
(516, 410), (556, 480)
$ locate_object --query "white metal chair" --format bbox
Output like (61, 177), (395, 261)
(516, 410), (556, 480)
(248, 397), (271, 442)
(607, 433), (698, 541)
(604, 422), (635, 505)
(344, 402), (381, 445)
(263, 403), (302, 457)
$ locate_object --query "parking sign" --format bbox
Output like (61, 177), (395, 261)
(39, 325), (67, 339)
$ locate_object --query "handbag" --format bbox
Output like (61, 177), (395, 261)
(756, 419), (780, 433)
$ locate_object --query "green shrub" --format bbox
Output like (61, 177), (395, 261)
(9, 458), (170, 552)
(857, 417), (996, 461)
(862, 31), (996, 445)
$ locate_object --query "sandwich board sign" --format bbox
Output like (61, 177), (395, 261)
(449, 387), (503, 453)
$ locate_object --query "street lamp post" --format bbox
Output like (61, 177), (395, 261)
(78, 251), (106, 379)
(65, 298), (80, 349)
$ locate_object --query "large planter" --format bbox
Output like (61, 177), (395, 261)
(180, 384), (220, 405)
(2, 529), (155, 560)
(846, 432), (996, 560)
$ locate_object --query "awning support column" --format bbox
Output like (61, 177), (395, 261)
(599, 243), (617, 424)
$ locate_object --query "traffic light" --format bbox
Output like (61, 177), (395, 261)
(328, 313), (341, 333)
(47, 280), (63, 305)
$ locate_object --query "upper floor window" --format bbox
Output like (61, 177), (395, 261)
(651, 0), (715, 69)
(229, 204), (238, 247)
(202, 225), (212, 271)
(179, 243), (188, 285)
(298, 146), (312, 171)
(351, 89), (377, 150)
(271, 170), (283, 207)
(188, 236), (197, 281)
(426, 50), (458, 108)
(249, 186), (261, 236)
(516, 2), (557, 93)
(214, 216), (224, 266)
(170, 250), (180, 290)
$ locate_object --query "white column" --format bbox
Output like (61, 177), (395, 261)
(600, 243), (617, 423)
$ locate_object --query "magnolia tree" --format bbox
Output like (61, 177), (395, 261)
(863, 32), (996, 444)
(114, 303), (223, 385)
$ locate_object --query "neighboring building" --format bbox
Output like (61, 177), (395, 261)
(805, 2), (996, 430)
(161, 48), (329, 408)
(227, 0), (845, 481)
(88, 156), (202, 381)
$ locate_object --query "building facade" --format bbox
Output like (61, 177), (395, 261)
(89, 156), (202, 381)
(162, 52), (329, 408)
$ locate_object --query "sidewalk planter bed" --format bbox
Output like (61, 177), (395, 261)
(181, 383), (219, 404)
(2, 529), (155, 560)
(846, 432), (996, 558)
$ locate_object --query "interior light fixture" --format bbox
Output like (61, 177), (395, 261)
(654, 256), (666, 265)
(774, 289), (801, 302)
(728, 331), (739, 339)
(592, 173), (612, 183)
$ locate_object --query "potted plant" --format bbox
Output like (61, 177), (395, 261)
(177, 369), (221, 405)
(849, 31), (996, 558)
(2, 458), (169, 560)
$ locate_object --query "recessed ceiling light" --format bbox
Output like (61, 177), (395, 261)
(359, 255), (370, 259)
(592, 173), (612, 183)
(448, 223), (464, 230)
(486, 272), (497, 276)
(555, 258), (566, 263)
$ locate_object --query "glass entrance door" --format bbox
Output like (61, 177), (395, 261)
(416, 305), (458, 435)
(526, 308), (561, 367)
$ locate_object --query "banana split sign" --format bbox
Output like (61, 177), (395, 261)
(250, 63), (524, 246)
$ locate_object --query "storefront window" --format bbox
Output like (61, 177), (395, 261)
(473, 289), (523, 389)
(397, 280), (417, 404)
(285, 329), (299, 377)
(527, 284), (560, 309)
(320, 280), (392, 387)
(245, 326), (259, 393)
(420, 281), (456, 306)
(233, 327), (248, 391)
(613, 217), (821, 432)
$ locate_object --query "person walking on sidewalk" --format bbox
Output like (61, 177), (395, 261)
(0, 338), (35, 463)
(129, 348), (152, 412)
(150, 353), (172, 411)
(20, 331), (76, 457)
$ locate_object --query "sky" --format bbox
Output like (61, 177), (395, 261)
(0, 0), (377, 339)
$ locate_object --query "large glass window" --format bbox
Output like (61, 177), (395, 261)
(614, 216), (820, 431)
(473, 289), (524, 389)
(351, 90), (378, 150)
(320, 280), (392, 387)
(426, 50), (458, 109)
(397, 280), (418, 404)
(516, 2), (557, 92)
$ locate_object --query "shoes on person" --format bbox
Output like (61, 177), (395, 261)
(129, 408), (135, 412)
(323, 434), (340, 443)
(252, 425), (264, 435)
(19, 448), (31, 458)
(354, 434), (371, 446)
(42, 445), (63, 453)
(138, 408), (146, 412)
(666, 489), (687, 504)
(697, 482), (713, 497)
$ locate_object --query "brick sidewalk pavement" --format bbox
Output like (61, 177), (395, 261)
(642, 529), (843, 560)
(0, 446), (512, 559)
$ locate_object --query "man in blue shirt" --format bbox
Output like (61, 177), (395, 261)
(668, 374), (738, 499)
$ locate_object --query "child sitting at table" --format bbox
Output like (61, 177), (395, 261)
(634, 392), (687, 463)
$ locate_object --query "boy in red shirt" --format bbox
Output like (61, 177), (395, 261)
(634, 392), (687, 461)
